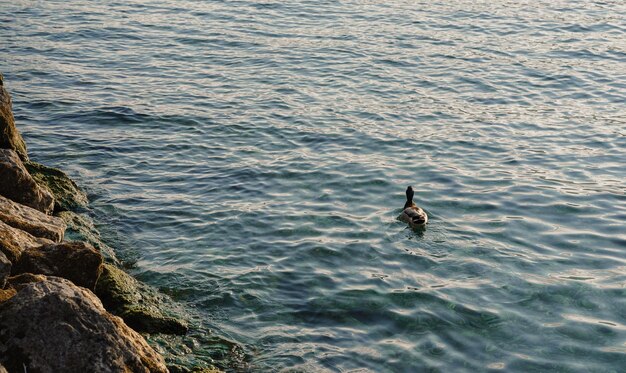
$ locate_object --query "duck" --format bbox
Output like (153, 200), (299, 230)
(398, 186), (428, 228)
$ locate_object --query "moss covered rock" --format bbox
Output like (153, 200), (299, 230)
(57, 211), (119, 264)
(96, 264), (188, 335)
(25, 161), (88, 212)
(168, 365), (224, 373)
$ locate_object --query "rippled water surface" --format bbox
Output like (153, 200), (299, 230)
(2, 0), (626, 371)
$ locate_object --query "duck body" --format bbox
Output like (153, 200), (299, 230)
(398, 186), (428, 228)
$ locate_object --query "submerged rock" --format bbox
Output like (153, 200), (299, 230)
(0, 195), (65, 241)
(0, 251), (9, 288)
(25, 161), (88, 212)
(0, 149), (54, 214)
(0, 74), (28, 162)
(13, 241), (103, 290)
(168, 365), (224, 373)
(0, 276), (168, 373)
(57, 210), (119, 264)
(0, 220), (52, 263)
(96, 264), (188, 335)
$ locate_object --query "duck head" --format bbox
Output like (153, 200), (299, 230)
(404, 186), (415, 208)
(406, 186), (414, 202)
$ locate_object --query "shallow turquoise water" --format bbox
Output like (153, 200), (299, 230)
(2, 0), (626, 371)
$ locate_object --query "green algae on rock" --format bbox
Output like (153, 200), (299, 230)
(167, 364), (225, 373)
(0, 73), (28, 162)
(57, 210), (119, 264)
(151, 331), (247, 373)
(96, 263), (189, 335)
(25, 161), (88, 212)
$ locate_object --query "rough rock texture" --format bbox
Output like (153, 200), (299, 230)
(96, 264), (188, 335)
(25, 161), (88, 212)
(13, 241), (103, 290)
(58, 211), (119, 264)
(0, 74), (28, 162)
(6, 272), (47, 289)
(0, 220), (52, 263)
(0, 288), (16, 303)
(0, 251), (11, 289)
(0, 149), (54, 214)
(0, 251), (9, 288)
(0, 195), (65, 241)
(0, 276), (168, 373)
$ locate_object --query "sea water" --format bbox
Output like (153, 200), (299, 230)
(2, 0), (625, 371)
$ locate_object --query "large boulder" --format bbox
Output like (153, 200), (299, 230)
(25, 161), (88, 212)
(96, 264), (188, 335)
(0, 220), (52, 263)
(0, 276), (168, 373)
(0, 195), (65, 241)
(0, 251), (9, 288)
(0, 149), (54, 214)
(13, 241), (103, 290)
(0, 74), (28, 162)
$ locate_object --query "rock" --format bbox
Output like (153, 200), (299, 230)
(96, 264), (188, 335)
(57, 211), (119, 264)
(0, 220), (52, 263)
(117, 305), (189, 335)
(0, 149), (54, 214)
(25, 161), (88, 212)
(13, 241), (103, 290)
(0, 288), (16, 303)
(1, 272), (44, 302)
(0, 276), (168, 373)
(6, 272), (47, 289)
(0, 74), (28, 162)
(0, 251), (9, 288)
(168, 365), (224, 373)
(0, 195), (65, 241)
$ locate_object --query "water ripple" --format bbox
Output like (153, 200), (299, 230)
(2, 0), (626, 371)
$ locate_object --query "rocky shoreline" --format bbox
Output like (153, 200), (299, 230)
(0, 74), (218, 372)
